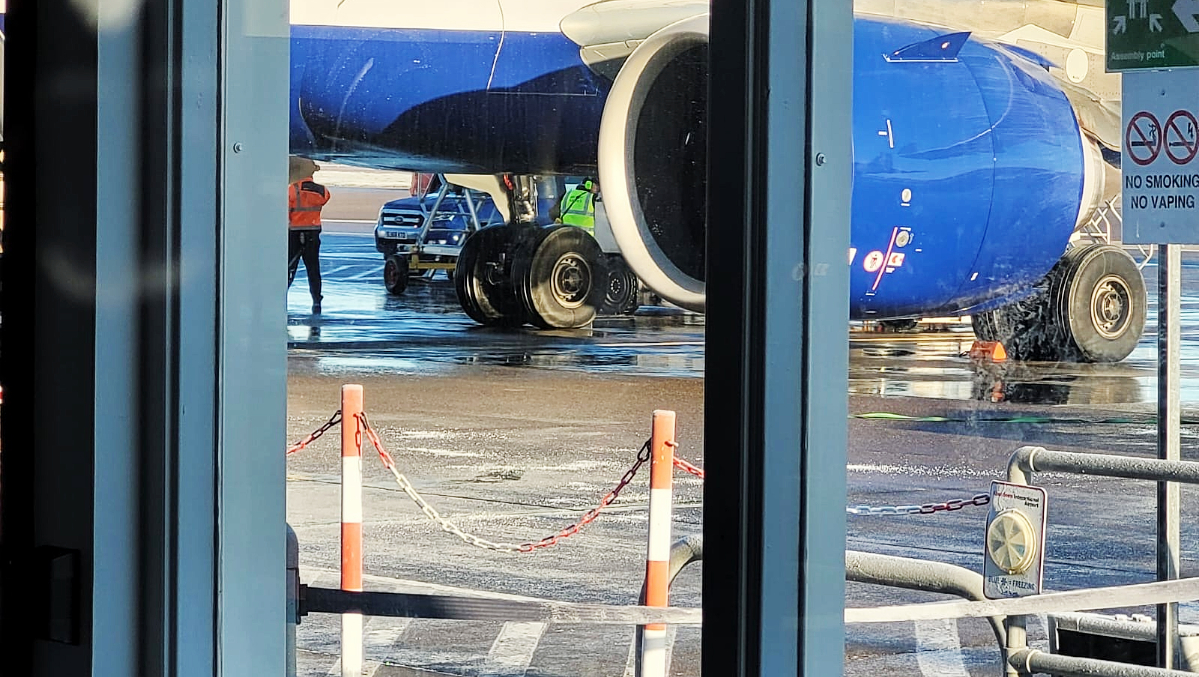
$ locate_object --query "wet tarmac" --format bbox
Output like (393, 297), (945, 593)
(288, 229), (707, 378)
(287, 219), (1199, 676)
(291, 229), (1199, 408)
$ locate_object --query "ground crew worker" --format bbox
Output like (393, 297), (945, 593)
(288, 166), (331, 314)
(557, 178), (599, 235)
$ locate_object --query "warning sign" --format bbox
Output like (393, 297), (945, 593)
(1125, 111), (1162, 166)
(1164, 110), (1199, 165)
(1122, 71), (1199, 245)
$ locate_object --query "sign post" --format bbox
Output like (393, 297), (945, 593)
(1119, 68), (1197, 669)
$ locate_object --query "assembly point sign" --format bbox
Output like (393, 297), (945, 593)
(1121, 71), (1199, 244)
(1107, 0), (1199, 70)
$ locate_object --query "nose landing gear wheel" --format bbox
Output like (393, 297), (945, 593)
(454, 226), (527, 326)
(513, 226), (606, 329)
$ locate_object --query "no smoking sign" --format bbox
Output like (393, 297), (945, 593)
(1121, 71), (1199, 245)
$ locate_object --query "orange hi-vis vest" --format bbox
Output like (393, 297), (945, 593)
(289, 179), (331, 230)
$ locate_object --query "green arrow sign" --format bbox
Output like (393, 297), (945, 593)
(1107, 0), (1199, 70)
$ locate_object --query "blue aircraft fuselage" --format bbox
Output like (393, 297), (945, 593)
(290, 15), (1086, 320)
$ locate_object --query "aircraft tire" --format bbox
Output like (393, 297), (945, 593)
(1050, 244), (1146, 364)
(600, 254), (641, 316)
(971, 312), (1001, 343)
(513, 226), (606, 329)
(971, 288), (1060, 362)
(383, 254), (410, 296)
(454, 226), (527, 327)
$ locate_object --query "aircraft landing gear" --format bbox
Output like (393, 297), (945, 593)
(513, 226), (606, 328)
(454, 225), (529, 326)
(972, 244), (1147, 363)
(600, 254), (641, 316)
(453, 176), (607, 329)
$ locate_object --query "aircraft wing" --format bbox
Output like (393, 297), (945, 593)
(567, 0), (1121, 151)
(559, 0), (707, 79)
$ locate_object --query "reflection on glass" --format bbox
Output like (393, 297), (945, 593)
(286, 1), (706, 674)
(846, 2), (1194, 675)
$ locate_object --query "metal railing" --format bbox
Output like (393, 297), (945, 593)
(1005, 446), (1199, 677)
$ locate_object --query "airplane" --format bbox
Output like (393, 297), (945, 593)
(289, 0), (1144, 362)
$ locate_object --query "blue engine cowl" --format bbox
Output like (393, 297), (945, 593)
(848, 20), (1087, 319)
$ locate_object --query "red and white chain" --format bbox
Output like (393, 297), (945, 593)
(286, 410), (343, 456)
(358, 412), (653, 553)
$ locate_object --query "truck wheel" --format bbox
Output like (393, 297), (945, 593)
(454, 226), (527, 326)
(383, 254), (410, 295)
(514, 226), (606, 329)
(1049, 244), (1146, 363)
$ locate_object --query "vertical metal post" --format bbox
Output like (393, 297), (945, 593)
(1006, 617), (1028, 677)
(1005, 465), (1031, 676)
(286, 524), (300, 677)
(704, 0), (851, 672)
(1158, 244), (1181, 669)
(341, 385), (365, 677)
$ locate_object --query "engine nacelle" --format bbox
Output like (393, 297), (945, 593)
(598, 15), (710, 312)
(601, 15), (1095, 322)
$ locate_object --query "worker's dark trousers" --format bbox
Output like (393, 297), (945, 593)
(287, 229), (322, 303)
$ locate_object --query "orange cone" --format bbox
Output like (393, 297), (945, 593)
(969, 340), (1007, 362)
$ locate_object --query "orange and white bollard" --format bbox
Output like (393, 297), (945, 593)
(341, 385), (364, 677)
(641, 410), (676, 677)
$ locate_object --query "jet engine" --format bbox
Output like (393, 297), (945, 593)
(598, 15), (709, 312)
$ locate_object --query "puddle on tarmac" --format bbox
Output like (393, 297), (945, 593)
(291, 235), (1199, 405)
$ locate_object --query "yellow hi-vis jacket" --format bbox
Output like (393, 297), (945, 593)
(559, 181), (596, 234)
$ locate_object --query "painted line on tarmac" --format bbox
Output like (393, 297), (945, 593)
(298, 565), (547, 603)
(363, 617), (414, 677)
(622, 625), (677, 677)
(479, 622), (547, 676)
(324, 616), (414, 677)
(914, 619), (969, 677)
(347, 266), (385, 281)
(324, 264), (356, 277)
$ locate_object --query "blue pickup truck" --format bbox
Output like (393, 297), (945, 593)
(373, 183), (546, 262)
(373, 177), (643, 315)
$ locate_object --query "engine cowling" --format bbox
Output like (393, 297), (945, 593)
(598, 15), (710, 312)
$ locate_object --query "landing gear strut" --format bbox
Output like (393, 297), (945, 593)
(973, 244), (1147, 363)
(453, 175), (608, 329)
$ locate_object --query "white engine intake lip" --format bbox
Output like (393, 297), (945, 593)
(597, 14), (709, 313)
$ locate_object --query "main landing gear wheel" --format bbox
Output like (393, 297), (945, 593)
(383, 254), (410, 296)
(454, 226), (527, 327)
(513, 226), (606, 329)
(972, 244), (1146, 363)
(600, 254), (641, 316)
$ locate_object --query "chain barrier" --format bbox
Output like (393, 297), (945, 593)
(357, 411), (653, 553)
(845, 493), (991, 516)
(292, 409), (989, 557)
(673, 456), (705, 479)
(286, 410), (342, 456)
(672, 454), (986, 518)
(518, 439), (652, 552)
